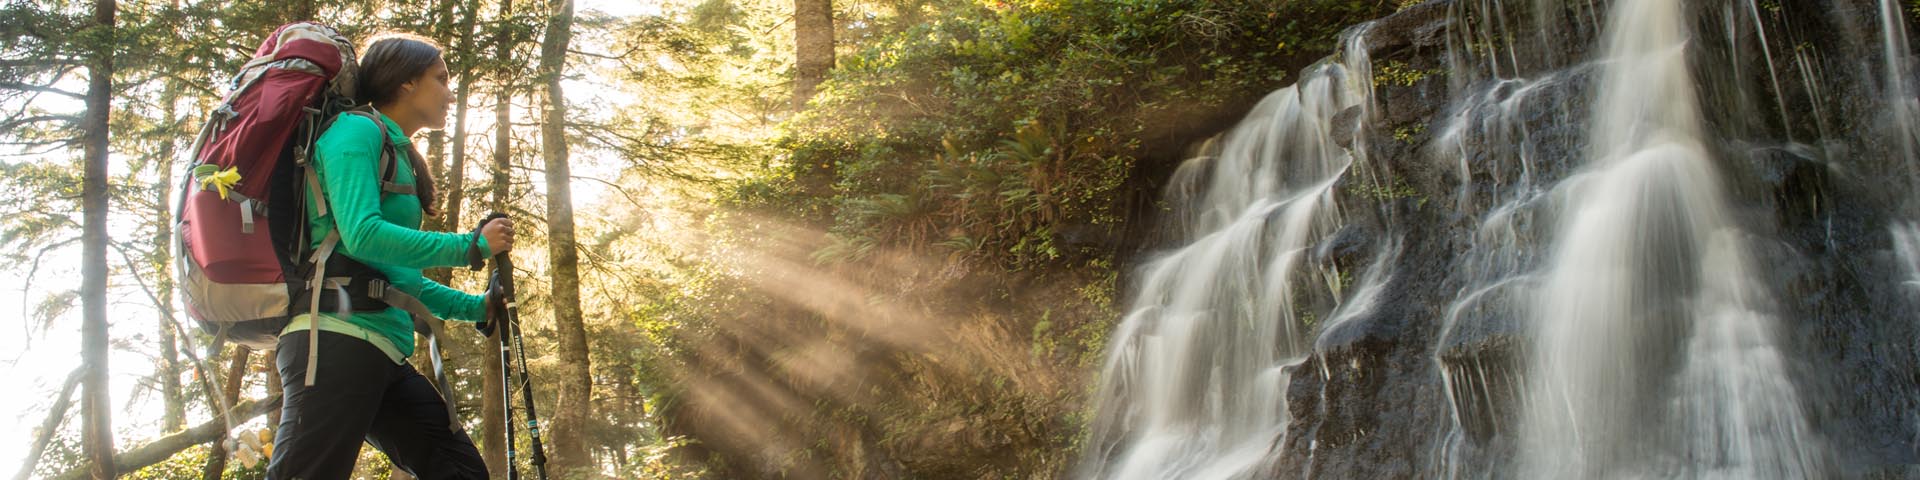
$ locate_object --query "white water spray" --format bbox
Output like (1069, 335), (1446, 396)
(1518, 0), (1824, 477)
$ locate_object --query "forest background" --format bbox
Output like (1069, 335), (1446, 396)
(0, 0), (1407, 478)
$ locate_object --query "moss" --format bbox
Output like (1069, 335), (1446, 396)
(1374, 59), (1440, 87)
(1393, 124), (1428, 144)
(1352, 177), (1422, 202)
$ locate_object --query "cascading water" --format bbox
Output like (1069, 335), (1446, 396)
(1076, 28), (1381, 480)
(1897, 224), (1920, 287)
(1517, 0), (1824, 477)
(1085, 0), (1919, 477)
(1880, 0), (1918, 179)
(1882, 0), (1920, 294)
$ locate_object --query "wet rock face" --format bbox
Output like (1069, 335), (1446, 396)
(1231, 0), (1920, 478)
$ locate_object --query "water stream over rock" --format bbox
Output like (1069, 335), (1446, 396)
(1517, 0), (1823, 476)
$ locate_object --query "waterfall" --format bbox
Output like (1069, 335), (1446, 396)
(1880, 0), (1919, 180)
(1076, 27), (1379, 480)
(1077, 0), (1920, 477)
(1516, 0), (1824, 477)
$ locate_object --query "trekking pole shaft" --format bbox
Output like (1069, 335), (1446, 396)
(496, 255), (521, 480)
(494, 253), (549, 480)
(502, 345), (519, 480)
(512, 317), (549, 480)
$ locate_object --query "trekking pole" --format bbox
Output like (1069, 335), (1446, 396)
(481, 213), (550, 480)
(509, 287), (550, 480)
(493, 286), (519, 480)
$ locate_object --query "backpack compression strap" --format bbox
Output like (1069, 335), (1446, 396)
(304, 230), (340, 386)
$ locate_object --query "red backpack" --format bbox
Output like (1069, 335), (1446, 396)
(175, 23), (458, 424)
(174, 22), (358, 349)
(174, 21), (451, 393)
(174, 23), (435, 354)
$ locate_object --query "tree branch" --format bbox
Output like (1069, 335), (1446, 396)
(568, 174), (649, 212)
(0, 58), (82, 68)
(567, 45), (639, 61)
(51, 394), (282, 480)
(0, 114), (80, 132)
(11, 366), (84, 480)
(0, 80), (85, 100)
(0, 138), (82, 154)
(19, 236), (81, 341)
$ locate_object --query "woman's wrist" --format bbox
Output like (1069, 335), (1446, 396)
(467, 232), (488, 270)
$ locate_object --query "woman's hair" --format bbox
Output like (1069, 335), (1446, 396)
(354, 33), (442, 106)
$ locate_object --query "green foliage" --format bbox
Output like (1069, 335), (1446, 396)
(622, 435), (714, 478)
(809, 121), (1130, 269)
(123, 445), (268, 480)
(775, 0), (1396, 270)
(1392, 123), (1427, 143)
(1349, 176), (1422, 202)
(1374, 59), (1438, 87)
(1029, 260), (1120, 369)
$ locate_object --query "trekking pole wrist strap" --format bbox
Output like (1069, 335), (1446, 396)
(466, 232), (486, 271)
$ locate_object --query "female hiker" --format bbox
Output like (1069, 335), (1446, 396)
(268, 32), (513, 480)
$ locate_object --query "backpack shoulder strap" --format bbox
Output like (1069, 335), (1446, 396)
(318, 109), (415, 197)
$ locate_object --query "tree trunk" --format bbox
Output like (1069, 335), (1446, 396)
(415, 128), (451, 380)
(442, 0), (478, 257)
(158, 318), (185, 431)
(537, 0), (593, 475)
(201, 348), (251, 480)
(425, 131), (447, 235)
(79, 1), (117, 478)
(482, 0), (517, 475)
(793, 0), (834, 109)
(156, 81), (185, 435)
(12, 368), (83, 480)
(263, 352), (283, 432)
(51, 395), (282, 480)
(428, 0), (478, 285)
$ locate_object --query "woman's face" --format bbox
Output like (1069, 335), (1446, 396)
(401, 58), (454, 130)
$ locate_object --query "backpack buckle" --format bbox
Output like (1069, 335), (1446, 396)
(366, 278), (389, 300)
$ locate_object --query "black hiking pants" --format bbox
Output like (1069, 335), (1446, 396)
(267, 330), (488, 480)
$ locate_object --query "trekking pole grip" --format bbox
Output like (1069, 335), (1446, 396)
(477, 212), (514, 286)
(476, 212), (515, 336)
(470, 212), (511, 271)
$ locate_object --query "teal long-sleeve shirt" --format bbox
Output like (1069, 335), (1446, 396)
(297, 110), (489, 359)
